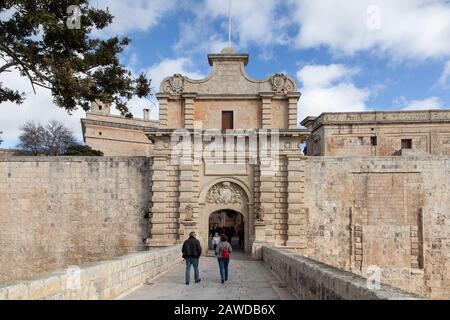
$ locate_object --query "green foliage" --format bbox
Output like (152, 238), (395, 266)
(0, 0), (151, 116)
(64, 144), (104, 156)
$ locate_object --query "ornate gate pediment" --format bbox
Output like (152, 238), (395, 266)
(206, 182), (248, 205)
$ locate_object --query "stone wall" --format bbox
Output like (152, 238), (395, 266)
(0, 157), (150, 283)
(300, 156), (450, 299)
(0, 245), (182, 300)
(262, 246), (422, 300)
(303, 110), (450, 156)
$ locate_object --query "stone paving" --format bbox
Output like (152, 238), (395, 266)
(120, 250), (297, 300)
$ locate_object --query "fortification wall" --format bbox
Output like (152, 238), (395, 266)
(301, 156), (450, 299)
(0, 157), (151, 283)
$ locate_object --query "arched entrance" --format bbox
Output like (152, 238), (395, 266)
(198, 178), (254, 254)
(209, 210), (245, 251)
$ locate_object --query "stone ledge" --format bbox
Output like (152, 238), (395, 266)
(262, 245), (424, 300)
(0, 245), (182, 300)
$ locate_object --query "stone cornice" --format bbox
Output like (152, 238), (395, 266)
(81, 118), (159, 132)
(303, 110), (450, 133)
(157, 93), (298, 101)
(145, 128), (310, 138)
(207, 53), (249, 66)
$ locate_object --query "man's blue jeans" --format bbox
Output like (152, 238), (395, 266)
(185, 257), (200, 283)
(217, 258), (230, 281)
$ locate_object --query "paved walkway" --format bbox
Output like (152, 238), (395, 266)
(120, 251), (296, 300)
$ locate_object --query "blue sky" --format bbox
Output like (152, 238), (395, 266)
(1, 0), (450, 147)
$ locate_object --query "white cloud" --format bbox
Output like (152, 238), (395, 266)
(145, 58), (205, 92)
(123, 57), (206, 120)
(289, 0), (450, 59)
(182, 0), (450, 60)
(203, 0), (288, 47)
(0, 55), (205, 148)
(0, 70), (84, 148)
(175, 0), (290, 55)
(297, 64), (370, 122)
(396, 96), (445, 110)
(90, 0), (176, 36)
(298, 64), (359, 88)
(438, 60), (450, 88)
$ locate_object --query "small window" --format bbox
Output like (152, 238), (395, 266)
(222, 111), (234, 130)
(401, 139), (412, 149)
(371, 136), (378, 146)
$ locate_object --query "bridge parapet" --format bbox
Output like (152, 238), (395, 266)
(262, 245), (424, 300)
(0, 245), (182, 300)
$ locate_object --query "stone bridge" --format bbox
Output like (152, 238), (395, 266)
(0, 245), (421, 300)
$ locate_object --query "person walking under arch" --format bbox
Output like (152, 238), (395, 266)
(215, 234), (232, 284)
(182, 232), (202, 285)
(212, 232), (220, 251)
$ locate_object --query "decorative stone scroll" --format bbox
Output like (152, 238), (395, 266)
(162, 74), (185, 95)
(270, 73), (295, 94)
(206, 182), (248, 205)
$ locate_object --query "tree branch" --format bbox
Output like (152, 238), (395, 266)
(0, 61), (17, 73)
(0, 44), (51, 94)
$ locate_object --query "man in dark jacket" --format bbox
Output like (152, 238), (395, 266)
(182, 232), (202, 285)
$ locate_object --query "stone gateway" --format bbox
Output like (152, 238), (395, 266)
(0, 48), (449, 300)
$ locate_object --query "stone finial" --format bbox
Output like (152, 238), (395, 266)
(221, 47), (236, 54)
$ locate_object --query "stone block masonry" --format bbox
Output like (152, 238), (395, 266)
(0, 245), (182, 300)
(301, 156), (450, 299)
(262, 246), (422, 300)
(0, 157), (151, 283)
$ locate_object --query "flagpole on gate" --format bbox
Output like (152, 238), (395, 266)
(228, 0), (232, 48)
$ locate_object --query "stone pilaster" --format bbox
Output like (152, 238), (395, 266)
(183, 94), (195, 129)
(157, 95), (169, 128)
(260, 93), (273, 129)
(252, 221), (267, 259)
(148, 155), (171, 247)
(178, 157), (194, 240)
(286, 156), (307, 249)
(181, 221), (197, 241)
(259, 160), (276, 244)
(287, 93), (301, 129)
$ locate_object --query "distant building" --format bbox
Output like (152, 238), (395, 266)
(81, 100), (158, 157)
(301, 110), (450, 156)
(0, 149), (20, 157)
